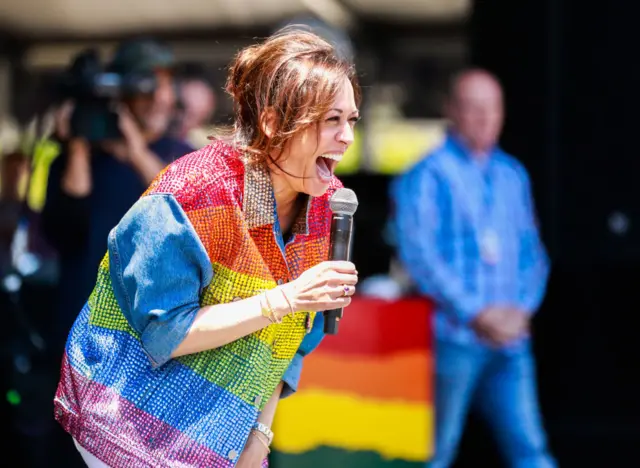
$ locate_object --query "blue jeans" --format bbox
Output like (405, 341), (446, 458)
(430, 340), (556, 468)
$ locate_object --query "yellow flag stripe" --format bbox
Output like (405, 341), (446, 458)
(272, 389), (434, 462)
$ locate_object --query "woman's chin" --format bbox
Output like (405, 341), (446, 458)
(303, 178), (331, 197)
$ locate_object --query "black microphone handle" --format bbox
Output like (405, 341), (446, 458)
(324, 214), (353, 334)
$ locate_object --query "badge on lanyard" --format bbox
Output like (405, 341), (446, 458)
(481, 228), (501, 264)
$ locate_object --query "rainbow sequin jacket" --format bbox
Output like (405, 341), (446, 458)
(54, 140), (340, 467)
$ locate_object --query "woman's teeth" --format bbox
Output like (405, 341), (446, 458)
(321, 153), (343, 162)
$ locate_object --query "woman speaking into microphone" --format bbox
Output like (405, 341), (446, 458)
(54, 27), (360, 468)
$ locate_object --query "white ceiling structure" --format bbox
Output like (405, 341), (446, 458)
(0, 0), (470, 38)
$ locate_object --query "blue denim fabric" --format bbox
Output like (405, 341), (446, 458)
(391, 132), (550, 347)
(108, 192), (319, 395)
(108, 193), (213, 368)
(430, 340), (556, 468)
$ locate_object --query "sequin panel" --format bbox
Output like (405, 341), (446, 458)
(55, 140), (342, 467)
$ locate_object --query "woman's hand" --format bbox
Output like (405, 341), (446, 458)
(281, 260), (358, 313)
(235, 434), (269, 468)
(172, 262), (357, 358)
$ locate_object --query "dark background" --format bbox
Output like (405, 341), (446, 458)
(464, 0), (640, 466)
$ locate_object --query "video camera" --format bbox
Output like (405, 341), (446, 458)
(58, 48), (159, 142)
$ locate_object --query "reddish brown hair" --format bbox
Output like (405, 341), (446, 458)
(225, 26), (361, 163)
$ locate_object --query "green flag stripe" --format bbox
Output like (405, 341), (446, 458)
(270, 447), (425, 468)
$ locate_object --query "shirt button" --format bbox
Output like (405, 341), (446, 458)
(228, 449), (238, 461)
(232, 296), (242, 302)
(277, 279), (284, 285)
(254, 395), (262, 406)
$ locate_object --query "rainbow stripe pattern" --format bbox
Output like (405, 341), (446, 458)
(54, 141), (340, 467)
(271, 298), (434, 467)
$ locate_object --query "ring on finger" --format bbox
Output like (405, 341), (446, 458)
(342, 285), (350, 297)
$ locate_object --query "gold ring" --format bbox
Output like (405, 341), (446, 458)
(342, 285), (350, 297)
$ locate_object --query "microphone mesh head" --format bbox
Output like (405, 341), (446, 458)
(330, 188), (358, 215)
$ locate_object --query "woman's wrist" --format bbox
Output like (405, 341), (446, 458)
(252, 422), (274, 445)
(259, 292), (282, 324)
(278, 283), (299, 313)
(248, 429), (271, 455)
(250, 422), (274, 455)
(264, 287), (296, 319)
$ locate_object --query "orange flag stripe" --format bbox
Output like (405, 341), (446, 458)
(298, 350), (433, 403)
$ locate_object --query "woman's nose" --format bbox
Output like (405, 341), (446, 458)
(338, 121), (355, 146)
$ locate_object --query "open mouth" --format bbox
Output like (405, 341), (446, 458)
(315, 153), (342, 182)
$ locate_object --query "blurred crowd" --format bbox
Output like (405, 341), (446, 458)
(0, 37), (217, 467)
(1, 32), (555, 468)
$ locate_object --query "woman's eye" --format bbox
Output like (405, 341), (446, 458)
(349, 116), (361, 124)
(326, 116), (341, 123)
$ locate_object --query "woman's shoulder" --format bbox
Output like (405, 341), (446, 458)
(144, 139), (244, 209)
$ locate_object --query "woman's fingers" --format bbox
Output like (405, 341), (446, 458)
(289, 261), (359, 313)
(324, 284), (356, 303)
(327, 272), (358, 286)
(323, 261), (356, 274)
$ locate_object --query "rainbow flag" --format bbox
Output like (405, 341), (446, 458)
(271, 298), (434, 467)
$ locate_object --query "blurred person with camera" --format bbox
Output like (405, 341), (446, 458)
(42, 39), (193, 357)
(392, 69), (555, 468)
(54, 27), (359, 468)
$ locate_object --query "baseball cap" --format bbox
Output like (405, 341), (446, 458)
(108, 38), (175, 74)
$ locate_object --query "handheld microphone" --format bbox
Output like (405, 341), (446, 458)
(324, 188), (359, 335)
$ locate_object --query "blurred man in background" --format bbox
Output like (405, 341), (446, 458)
(42, 38), (193, 360)
(392, 69), (555, 468)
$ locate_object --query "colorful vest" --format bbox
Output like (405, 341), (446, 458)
(54, 140), (340, 467)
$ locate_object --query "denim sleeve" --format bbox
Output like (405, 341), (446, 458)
(108, 193), (213, 368)
(280, 312), (325, 398)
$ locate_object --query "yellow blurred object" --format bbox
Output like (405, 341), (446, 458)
(1, 114), (61, 210)
(369, 119), (446, 174)
(335, 120), (447, 175)
(28, 139), (61, 212)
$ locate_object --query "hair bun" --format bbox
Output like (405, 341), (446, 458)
(226, 46), (260, 102)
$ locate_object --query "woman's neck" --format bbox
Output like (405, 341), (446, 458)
(270, 170), (302, 234)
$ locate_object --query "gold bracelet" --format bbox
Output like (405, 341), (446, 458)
(259, 294), (276, 324)
(279, 288), (295, 315)
(251, 430), (271, 453)
(264, 291), (283, 324)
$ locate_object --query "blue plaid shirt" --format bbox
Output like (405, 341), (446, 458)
(391, 132), (549, 347)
